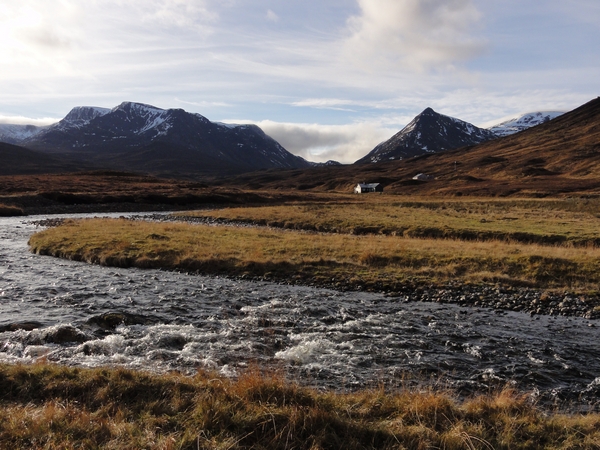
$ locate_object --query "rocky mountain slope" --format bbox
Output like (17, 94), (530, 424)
(356, 108), (497, 164)
(15, 102), (310, 176)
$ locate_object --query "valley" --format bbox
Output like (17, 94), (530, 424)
(1, 96), (600, 449)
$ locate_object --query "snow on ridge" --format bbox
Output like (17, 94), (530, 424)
(487, 111), (565, 137)
(215, 122), (241, 129)
(68, 106), (111, 116)
(61, 106), (111, 125)
(113, 102), (165, 115)
(137, 110), (171, 135)
(0, 124), (46, 143)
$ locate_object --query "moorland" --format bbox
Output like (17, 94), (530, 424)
(2, 363), (600, 449)
(3, 97), (600, 448)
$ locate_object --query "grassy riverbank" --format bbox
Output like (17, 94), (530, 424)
(29, 211), (600, 292)
(178, 198), (600, 246)
(1, 363), (599, 449)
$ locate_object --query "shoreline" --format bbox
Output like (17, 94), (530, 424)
(27, 213), (600, 320)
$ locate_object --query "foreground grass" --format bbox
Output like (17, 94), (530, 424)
(29, 217), (600, 290)
(179, 198), (600, 246)
(1, 363), (600, 449)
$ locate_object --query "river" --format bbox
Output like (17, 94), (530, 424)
(1, 213), (600, 410)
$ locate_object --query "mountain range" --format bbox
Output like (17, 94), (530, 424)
(208, 97), (600, 197)
(1, 102), (310, 177)
(0, 101), (569, 177)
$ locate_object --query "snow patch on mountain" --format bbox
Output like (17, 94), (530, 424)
(60, 106), (111, 129)
(0, 124), (46, 144)
(487, 111), (565, 137)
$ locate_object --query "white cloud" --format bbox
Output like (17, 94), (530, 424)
(175, 98), (232, 108)
(0, 115), (59, 126)
(241, 120), (397, 164)
(266, 9), (279, 23)
(345, 0), (486, 71)
(133, 0), (218, 30)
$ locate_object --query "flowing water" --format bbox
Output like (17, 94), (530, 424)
(1, 214), (600, 410)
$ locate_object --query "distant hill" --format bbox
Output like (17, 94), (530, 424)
(0, 124), (47, 145)
(356, 107), (497, 164)
(487, 111), (565, 137)
(0, 142), (86, 175)
(212, 97), (600, 197)
(7, 102), (310, 177)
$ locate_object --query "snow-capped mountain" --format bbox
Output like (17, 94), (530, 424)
(355, 107), (497, 164)
(21, 102), (310, 175)
(0, 124), (47, 145)
(310, 160), (342, 167)
(487, 111), (565, 137)
(57, 106), (111, 129)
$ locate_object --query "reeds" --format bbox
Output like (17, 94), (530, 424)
(1, 363), (599, 449)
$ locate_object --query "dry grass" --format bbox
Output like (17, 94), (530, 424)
(179, 197), (600, 246)
(1, 363), (599, 449)
(29, 216), (600, 291)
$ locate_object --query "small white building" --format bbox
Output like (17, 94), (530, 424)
(412, 173), (434, 181)
(354, 183), (383, 194)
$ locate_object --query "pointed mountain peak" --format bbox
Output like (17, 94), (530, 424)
(355, 108), (497, 164)
(420, 107), (436, 115)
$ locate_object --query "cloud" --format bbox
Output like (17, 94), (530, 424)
(134, 0), (218, 30)
(266, 9), (279, 23)
(175, 98), (232, 108)
(244, 120), (397, 164)
(0, 3), (77, 55)
(345, 0), (487, 71)
(0, 115), (59, 126)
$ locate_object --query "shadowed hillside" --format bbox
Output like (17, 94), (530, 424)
(211, 97), (600, 197)
(0, 142), (86, 175)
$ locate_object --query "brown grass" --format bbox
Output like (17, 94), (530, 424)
(1, 363), (599, 449)
(28, 216), (600, 291)
(179, 197), (600, 246)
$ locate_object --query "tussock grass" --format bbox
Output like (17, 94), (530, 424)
(0, 203), (24, 216)
(179, 198), (600, 246)
(1, 363), (599, 449)
(29, 217), (600, 290)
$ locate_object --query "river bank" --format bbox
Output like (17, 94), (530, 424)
(3, 213), (600, 414)
(3, 363), (600, 449)
(29, 214), (600, 320)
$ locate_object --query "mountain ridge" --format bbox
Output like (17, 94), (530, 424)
(18, 102), (310, 176)
(487, 111), (565, 137)
(356, 107), (498, 164)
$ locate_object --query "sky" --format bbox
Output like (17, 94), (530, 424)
(0, 0), (598, 163)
